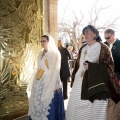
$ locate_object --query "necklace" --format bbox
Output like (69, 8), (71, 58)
(41, 49), (48, 59)
(84, 50), (87, 59)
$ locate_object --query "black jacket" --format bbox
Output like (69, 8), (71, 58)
(104, 39), (120, 73)
(59, 47), (71, 79)
(81, 63), (110, 102)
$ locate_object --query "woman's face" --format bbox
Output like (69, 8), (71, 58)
(84, 29), (96, 44)
(41, 37), (49, 49)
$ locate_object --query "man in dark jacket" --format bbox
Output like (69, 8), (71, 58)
(58, 40), (71, 99)
(104, 29), (120, 86)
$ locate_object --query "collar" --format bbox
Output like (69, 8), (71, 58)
(110, 39), (116, 45)
(43, 49), (48, 52)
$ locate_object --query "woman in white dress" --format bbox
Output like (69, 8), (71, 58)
(27, 35), (65, 120)
(66, 25), (120, 120)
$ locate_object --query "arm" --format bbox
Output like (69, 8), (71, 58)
(70, 55), (81, 87)
(100, 43), (120, 101)
(41, 51), (62, 107)
(105, 46), (120, 94)
(70, 44), (87, 87)
(50, 52), (62, 91)
(43, 51), (61, 90)
(50, 52), (61, 82)
(66, 48), (71, 59)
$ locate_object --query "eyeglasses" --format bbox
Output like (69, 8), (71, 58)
(40, 40), (48, 43)
(105, 34), (112, 40)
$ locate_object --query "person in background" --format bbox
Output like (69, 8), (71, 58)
(66, 25), (120, 120)
(78, 34), (86, 47)
(58, 40), (71, 100)
(104, 29), (120, 120)
(104, 29), (120, 85)
(27, 35), (65, 120)
(67, 45), (74, 82)
(67, 45), (74, 59)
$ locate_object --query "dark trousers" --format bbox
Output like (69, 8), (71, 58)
(61, 77), (68, 99)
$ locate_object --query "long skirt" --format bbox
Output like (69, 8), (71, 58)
(66, 75), (108, 120)
(29, 89), (65, 120)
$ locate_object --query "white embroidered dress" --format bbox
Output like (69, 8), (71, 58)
(27, 50), (62, 120)
(66, 42), (108, 120)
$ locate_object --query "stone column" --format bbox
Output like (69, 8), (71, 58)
(44, 0), (58, 45)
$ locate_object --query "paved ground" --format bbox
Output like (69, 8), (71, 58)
(15, 82), (72, 120)
(64, 82), (72, 110)
(14, 115), (28, 120)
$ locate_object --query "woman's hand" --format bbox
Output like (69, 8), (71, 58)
(83, 62), (89, 70)
(56, 88), (61, 93)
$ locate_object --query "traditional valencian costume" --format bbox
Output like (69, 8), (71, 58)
(27, 35), (65, 120)
(66, 25), (120, 120)
(66, 41), (120, 120)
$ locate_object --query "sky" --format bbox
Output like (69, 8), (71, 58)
(58, 0), (120, 41)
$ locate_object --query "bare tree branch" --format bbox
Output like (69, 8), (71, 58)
(58, 0), (120, 51)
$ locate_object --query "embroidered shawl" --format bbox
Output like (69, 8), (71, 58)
(72, 42), (120, 103)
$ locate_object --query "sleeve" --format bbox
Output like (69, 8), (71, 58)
(44, 51), (61, 85)
(70, 57), (79, 87)
(41, 51), (62, 107)
(104, 46), (120, 94)
(70, 44), (86, 87)
(66, 48), (71, 59)
(99, 44), (120, 103)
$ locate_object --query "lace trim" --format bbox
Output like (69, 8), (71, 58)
(29, 77), (51, 120)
